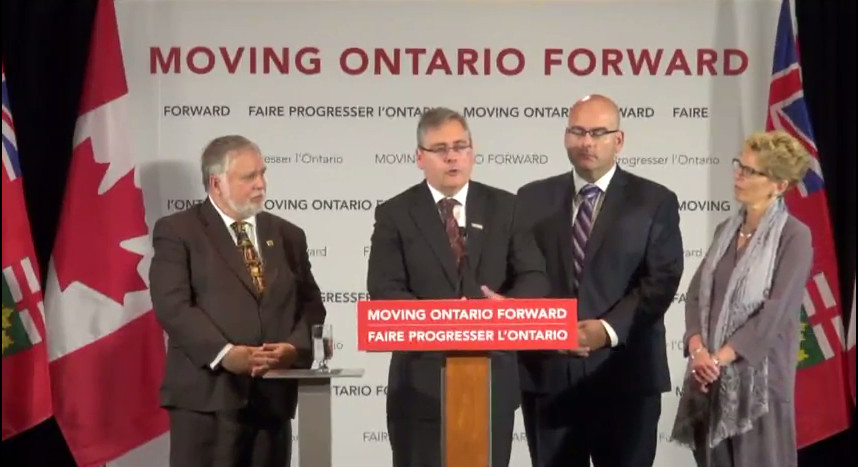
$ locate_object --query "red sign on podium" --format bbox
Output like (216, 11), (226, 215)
(357, 298), (578, 351)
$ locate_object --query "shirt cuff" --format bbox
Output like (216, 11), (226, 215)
(600, 319), (619, 347)
(210, 343), (233, 369)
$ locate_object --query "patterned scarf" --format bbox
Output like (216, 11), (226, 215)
(671, 198), (788, 449)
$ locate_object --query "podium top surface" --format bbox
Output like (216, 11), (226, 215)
(262, 368), (365, 379)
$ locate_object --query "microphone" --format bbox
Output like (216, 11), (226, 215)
(453, 204), (467, 241)
(451, 202), (471, 296)
(452, 204), (464, 225)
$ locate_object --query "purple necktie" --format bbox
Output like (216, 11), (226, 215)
(572, 184), (601, 288)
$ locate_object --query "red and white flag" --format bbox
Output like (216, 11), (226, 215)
(767, 0), (851, 447)
(42, 0), (169, 465)
(2, 61), (53, 441)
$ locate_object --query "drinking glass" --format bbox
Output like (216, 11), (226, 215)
(312, 324), (333, 370)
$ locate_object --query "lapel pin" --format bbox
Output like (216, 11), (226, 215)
(471, 223), (483, 230)
(266, 240), (274, 247)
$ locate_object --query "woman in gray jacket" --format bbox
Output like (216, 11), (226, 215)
(672, 130), (813, 467)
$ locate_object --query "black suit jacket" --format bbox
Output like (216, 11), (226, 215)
(515, 167), (683, 396)
(367, 180), (548, 419)
(149, 199), (326, 418)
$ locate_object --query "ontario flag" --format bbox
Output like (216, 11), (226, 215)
(41, 0), (169, 465)
(1, 62), (53, 440)
(766, 0), (851, 448)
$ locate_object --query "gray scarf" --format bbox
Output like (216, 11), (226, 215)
(671, 198), (788, 449)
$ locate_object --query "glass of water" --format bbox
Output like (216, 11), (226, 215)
(312, 324), (333, 370)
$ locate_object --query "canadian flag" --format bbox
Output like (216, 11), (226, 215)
(42, 0), (169, 466)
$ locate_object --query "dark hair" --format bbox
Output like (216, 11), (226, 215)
(416, 107), (470, 147)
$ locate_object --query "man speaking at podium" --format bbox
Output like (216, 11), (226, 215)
(150, 135), (326, 467)
(515, 95), (684, 467)
(367, 107), (548, 467)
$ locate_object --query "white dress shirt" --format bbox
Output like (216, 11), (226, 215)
(208, 196), (262, 369)
(571, 164), (620, 348)
(427, 181), (469, 227)
(210, 196), (262, 257)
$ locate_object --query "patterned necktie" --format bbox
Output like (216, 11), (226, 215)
(571, 184), (601, 288)
(438, 198), (465, 268)
(231, 221), (265, 293)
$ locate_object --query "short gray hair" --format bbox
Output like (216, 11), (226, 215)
(200, 135), (261, 191)
(416, 107), (471, 147)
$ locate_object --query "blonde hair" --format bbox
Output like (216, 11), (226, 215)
(744, 130), (812, 187)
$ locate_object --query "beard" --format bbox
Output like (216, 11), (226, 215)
(226, 196), (263, 219)
(220, 178), (265, 219)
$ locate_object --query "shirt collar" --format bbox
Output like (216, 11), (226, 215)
(426, 181), (469, 207)
(209, 195), (257, 231)
(573, 163), (617, 196)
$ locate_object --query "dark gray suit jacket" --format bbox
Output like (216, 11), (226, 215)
(367, 180), (548, 420)
(149, 199), (326, 418)
(515, 167), (684, 397)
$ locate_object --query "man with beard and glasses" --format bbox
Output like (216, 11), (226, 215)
(150, 135), (326, 467)
(514, 95), (684, 467)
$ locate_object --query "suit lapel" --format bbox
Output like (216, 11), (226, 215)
(409, 183), (459, 289)
(464, 183), (487, 272)
(200, 199), (258, 297)
(582, 168), (630, 275)
(255, 213), (281, 295)
(555, 174), (577, 292)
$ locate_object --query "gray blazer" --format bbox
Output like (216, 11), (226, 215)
(683, 214), (813, 467)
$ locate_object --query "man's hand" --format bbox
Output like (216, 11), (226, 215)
(480, 286), (506, 300)
(560, 321), (608, 357)
(578, 320), (609, 351)
(251, 343), (298, 375)
(221, 345), (265, 375)
(558, 327), (593, 357)
(557, 321), (607, 358)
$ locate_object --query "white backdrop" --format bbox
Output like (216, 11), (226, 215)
(111, 1), (783, 465)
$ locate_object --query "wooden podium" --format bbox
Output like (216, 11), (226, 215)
(443, 353), (491, 467)
(358, 298), (578, 467)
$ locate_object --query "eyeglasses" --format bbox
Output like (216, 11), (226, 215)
(419, 143), (472, 156)
(732, 158), (768, 178)
(565, 127), (620, 138)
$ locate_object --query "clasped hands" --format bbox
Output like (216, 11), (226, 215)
(222, 342), (298, 377)
(690, 345), (736, 393)
(478, 286), (605, 357)
(559, 320), (609, 357)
